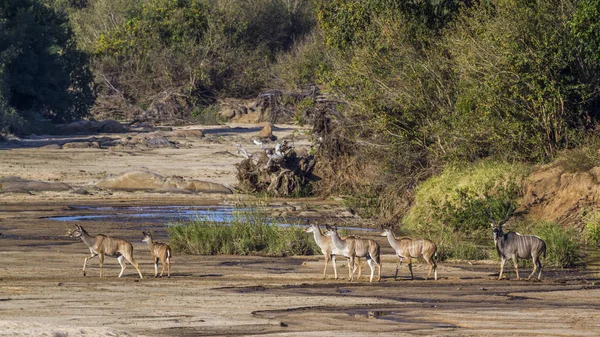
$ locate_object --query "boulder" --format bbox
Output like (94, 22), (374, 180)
(96, 171), (233, 194)
(56, 120), (128, 134)
(41, 144), (63, 149)
(220, 108), (236, 120)
(181, 180), (233, 194)
(258, 123), (274, 140)
(119, 134), (176, 148)
(96, 171), (167, 191)
(0, 176), (71, 193)
(170, 129), (204, 138)
(62, 142), (100, 149)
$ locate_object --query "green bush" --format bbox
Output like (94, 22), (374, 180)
(167, 206), (318, 256)
(519, 221), (581, 268)
(272, 31), (330, 91)
(404, 160), (529, 239)
(422, 227), (489, 262)
(581, 209), (600, 246)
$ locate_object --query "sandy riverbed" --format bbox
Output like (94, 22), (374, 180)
(0, 123), (599, 336)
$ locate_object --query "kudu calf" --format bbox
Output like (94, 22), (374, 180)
(380, 228), (438, 280)
(489, 211), (546, 280)
(304, 222), (360, 280)
(324, 226), (381, 282)
(142, 231), (172, 278)
(68, 224), (144, 278)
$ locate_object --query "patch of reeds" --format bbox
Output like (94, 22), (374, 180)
(166, 206), (318, 256)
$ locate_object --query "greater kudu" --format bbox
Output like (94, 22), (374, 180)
(69, 224), (144, 278)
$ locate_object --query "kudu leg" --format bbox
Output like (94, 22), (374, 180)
(124, 255), (144, 279)
(425, 256), (437, 281)
(98, 254), (105, 278)
(406, 257), (414, 280)
(322, 253), (330, 280)
(166, 257), (171, 278)
(394, 256), (403, 280)
(348, 257), (355, 281)
(528, 255), (542, 280)
(512, 257), (520, 280)
(355, 258), (363, 281)
(117, 256), (126, 278)
(160, 258), (167, 277)
(498, 257), (506, 280)
(154, 257), (159, 278)
(367, 259), (376, 282)
(332, 255), (338, 280)
(82, 253), (98, 277)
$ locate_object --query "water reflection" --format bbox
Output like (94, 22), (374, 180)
(46, 205), (376, 232)
(48, 205), (236, 223)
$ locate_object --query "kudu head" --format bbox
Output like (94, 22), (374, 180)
(378, 220), (395, 237)
(142, 231), (153, 243)
(67, 224), (84, 238)
(488, 206), (514, 242)
(323, 224), (337, 237)
(304, 219), (317, 233)
(379, 227), (393, 237)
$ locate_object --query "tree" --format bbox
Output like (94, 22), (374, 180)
(0, 0), (94, 127)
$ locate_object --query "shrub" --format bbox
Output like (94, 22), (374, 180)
(581, 209), (600, 246)
(514, 221), (581, 268)
(422, 227), (489, 262)
(167, 206), (318, 256)
(404, 160), (529, 239)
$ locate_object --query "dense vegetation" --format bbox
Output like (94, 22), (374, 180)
(0, 0), (94, 133)
(3, 0), (600, 265)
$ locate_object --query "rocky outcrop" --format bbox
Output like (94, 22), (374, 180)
(96, 170), (232, 194)
(0, 176), (71, 193)
(56, 120), (128, 134)
(118, 134), (177, 148)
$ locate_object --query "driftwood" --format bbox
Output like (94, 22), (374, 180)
(235, 140), (316, 196)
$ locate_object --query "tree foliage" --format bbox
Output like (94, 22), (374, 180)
(63, 0), (316, 121)
(306, 0), (600, 216)
(0, 0), (94, 131)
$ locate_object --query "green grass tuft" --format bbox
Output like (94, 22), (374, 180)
(167, 206), (319, 256)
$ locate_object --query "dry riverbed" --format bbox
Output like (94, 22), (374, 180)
(0, 124), (599, 336)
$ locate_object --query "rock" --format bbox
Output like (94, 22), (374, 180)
(0, 177), (71, 193)
(170, 129), (204, 138)
(97, 120), (128, 133)
(339, 211), (356, 218)
(120, 134), (176, 148)
(56, 120), (128, 134)
(71, 188), (91, 195)
(96, 171), (232, 194)
(298, 211), (323, 218)
(97, 171), (167, 191)
(41, 144), (62, 149)
(176, 179), (233, 194)
(258, 123), (274, 140)
(220, 108), (236, 120)
(62, 142), (95, 149)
